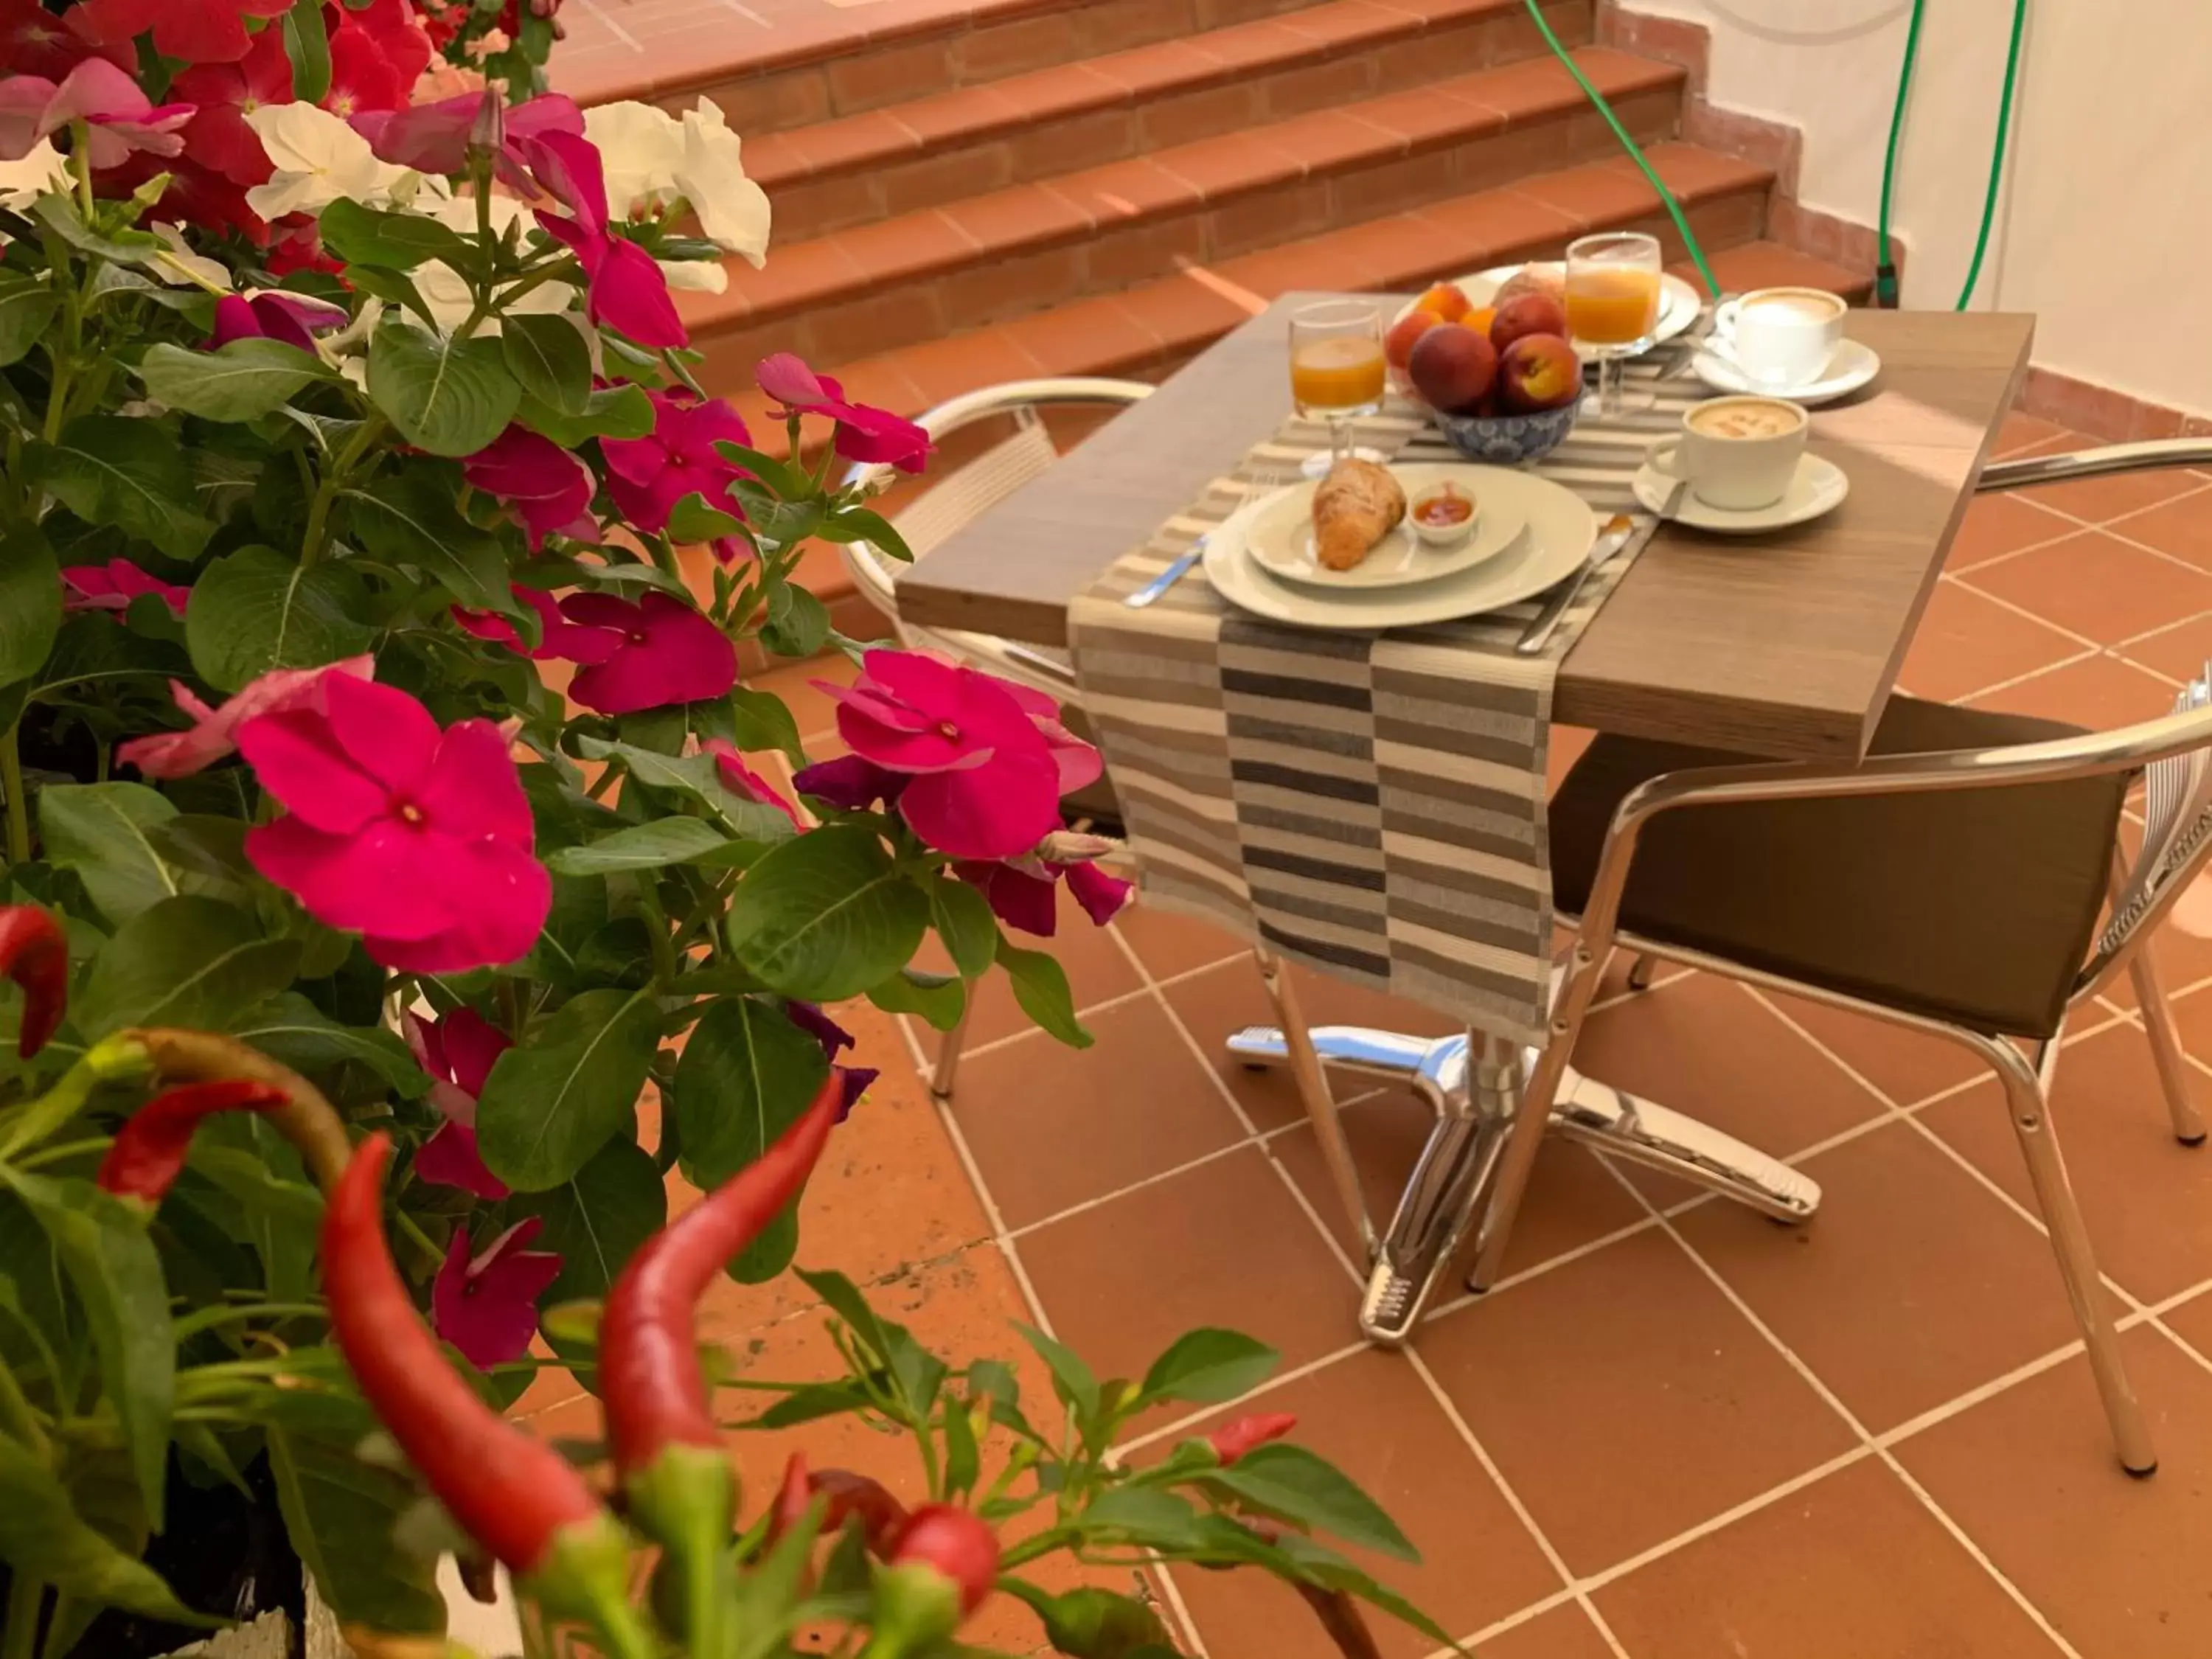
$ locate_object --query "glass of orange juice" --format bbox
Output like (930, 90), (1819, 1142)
(1565, 231), (1663, 419)
(1290, 301), (1387, 473)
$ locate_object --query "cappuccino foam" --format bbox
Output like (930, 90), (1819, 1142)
(1688, 400), (1801, 440)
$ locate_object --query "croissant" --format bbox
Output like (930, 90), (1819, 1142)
(1311, 459), (1406, 571)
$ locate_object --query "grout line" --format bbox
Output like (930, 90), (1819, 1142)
(1941, 646), (2103, 709)
(1945, 571), (2110, 656)
(1416, 1208), (1665, 1325)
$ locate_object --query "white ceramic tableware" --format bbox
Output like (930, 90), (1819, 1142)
(1691, 335), (1880, 405)
(1646, 395), (1809, 512)
(1706, 287), (1848, 389)
(1631, 453), (1848, 534)
(1242, 464), (1525, 590)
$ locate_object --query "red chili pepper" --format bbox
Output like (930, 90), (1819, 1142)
(0, 905), (68, 1060)
(322, 1133), (605, 1576)
(1204, 1411), (1298, 1467)
(863, 1503), (1001, 1656)
(769, 1452), (910, 1554)
(97, 1079), (291, 1204)
(599, 1074), (844, 1478)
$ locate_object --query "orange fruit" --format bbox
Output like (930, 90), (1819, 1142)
(1467, 306), (1497, 340)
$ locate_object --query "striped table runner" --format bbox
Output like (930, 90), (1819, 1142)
(1067, 346), (1711, 1046)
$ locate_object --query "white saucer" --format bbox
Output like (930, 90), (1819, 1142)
(1690, 337), (1882, 405)
(1631, 456), (1849, 534)
(1391, 264), (1703, 359)
(1242, 464), (1526, 591)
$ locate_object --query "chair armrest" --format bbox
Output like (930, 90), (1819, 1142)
(1978, 439), (2212, 494)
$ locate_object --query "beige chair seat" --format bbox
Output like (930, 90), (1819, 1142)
(1549, 698), (2129, 1040)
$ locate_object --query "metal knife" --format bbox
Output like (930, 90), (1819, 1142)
(1124, 538), (1206, 608)
(1515, 511), (1640, 655)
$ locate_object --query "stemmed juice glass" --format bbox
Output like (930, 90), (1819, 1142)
(1289, 300), (1387, 474)
(1564, 231), (1663, 420)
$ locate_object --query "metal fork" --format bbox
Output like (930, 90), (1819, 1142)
(1123, 476), (1275, 608)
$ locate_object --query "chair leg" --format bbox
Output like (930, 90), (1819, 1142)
(1994, 1039), (2158, 1475)
(1253, 950), (1375, 1256)
(930, 1000), (972, 1102)
(1626, 953), (1658, 992)
(2129, 942), (2208, 1146)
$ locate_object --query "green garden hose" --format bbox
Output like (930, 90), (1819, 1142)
(1951, 0), (2029, 309)
(1874, 0), (1928, 306)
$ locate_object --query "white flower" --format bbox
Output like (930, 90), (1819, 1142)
(659, 258), (727, 294)
(580, 96), (771, 268)
(0, 139), (69, 213)
(244, 104), (417, 220)
(414, 190), (571, 334)
(147, 224), (232, 293)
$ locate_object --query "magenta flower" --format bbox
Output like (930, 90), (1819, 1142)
(793, 753), (907, 814)
(453, 585), (620, 664)
(237, 673), (551, 973)
(0, 60), (190, 169)
(115, 656), (374, 780)
(823, 650), (1103, 860)
(954, 859), (1058, 937)
(207, 291), (347, 354)
(431, 1217), (562, 1369)
(784, 1001), (878, 1121)
(702, 738), (802, 831)
(60, 559), (189, 617)
(757, 352), (933, 475)
(523, 129), (684, 350)
(599, 389), (751, 538)
(1065, 859), (1135, 927)
(462, 426), (597, 550)
(954, 838), (1133, 938)
(556, 591), (737, 716)
(403, 1008), (512, 1201)
(352, 87), (581, 181)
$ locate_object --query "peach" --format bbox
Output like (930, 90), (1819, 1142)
(1498, 334), (1581, 413)
(1493, 266), (1565, 313)
(1465, 305), (1497, 340)
(1385, 307), (1442, 371)
(1489, 293), (1568, 353)
(1415, 282), (1472, 324)
(1408, 323), (1498, 414)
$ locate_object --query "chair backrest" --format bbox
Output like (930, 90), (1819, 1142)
(2085, 666), (2212, 984)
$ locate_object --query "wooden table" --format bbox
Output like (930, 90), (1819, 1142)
(894, 293), (2037, 762)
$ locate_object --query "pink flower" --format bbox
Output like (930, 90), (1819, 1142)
(757, 352), (933, 476)
(0, 59), (191, 169)
(524, 129), (683, 349)
(953, 849), (1133, 938)
(462, 426), (597, 550)
(207, 289), (347, 353)
(60, 559), (189, 616)
(792, 753), (906, 814)
(1064, 859), (1135, 927)
(66, 0), (290, 66)
(352, 87), (580, 180)
(555, 592), (737, 715)
(431, 1217), (561, 1369)
(783, 1001), (877, 1121)
(115, 656), (374, 780)
(453, 585), (620, 664)
(599, 389), (751, 537)
(403, 1008), (511, 1200)
(237, 673), (551, 973)
(702, 738), (802, 831)
(823, 650), (1104, 860)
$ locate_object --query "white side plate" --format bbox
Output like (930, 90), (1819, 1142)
(1630, 455), (1849, 534)
(1242, 464), (1527, 590)
(1691, 333), (1882, 405)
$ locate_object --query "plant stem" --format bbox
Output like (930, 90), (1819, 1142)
(69, 122), (92, 217)
(299, 414), (386, 566)
(1, 726), (30, 867)
(0, 1351), (52, 1460)
(1, 1579), (44, 1659)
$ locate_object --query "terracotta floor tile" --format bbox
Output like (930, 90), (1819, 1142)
(1271, 1091), (1649, 1283)
(2016, 467), (2207, 527)
(1015, 1146), (1361, 1392)
(1592, 1458), (2063, 1659)
(1113, 900), (1245, 981)
(1675, 1121), (2104, 1433)
(1968, 653), (2180, 731)
(1898, 578), (2085, 701)
(1474, 1603), (1619, 1659)
(1917, 1013), (2212, 1305)
(2102, 487), (2212, 572)
(2161, 1284), (2212, 1357)
(1993, 411), (2078, 457)
(1166, 1352), (1564, 1659)
(1417, 1230), (1858, 1574)
(1894, 1328), (2212, 1657)
(955, 995), (1251, 1230)
(2114, 610), (2212, 685)
(1753, 987), (1992, 1107)
(917, 884), (1145, 1052)
(1963, 532), (2212, 648)
(1944, 491), (2079, 573)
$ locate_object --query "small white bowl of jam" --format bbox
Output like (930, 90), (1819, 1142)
(1409, 482), (1478, 548)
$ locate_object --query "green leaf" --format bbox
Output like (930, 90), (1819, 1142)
(32, 195), (162, 265)
(574, 736), (799, 843)
(38, 782), (182, 927)
(476, 987), (662, 1192)
(517, 383), (654, 447)
(713, 443), (812, 501)
(342, 466), (515, 613)
(866, 967), (964, 1032)
(1015, 1322), (1099, 1421)
(1206, 1444), (1419, 1562)
(727, 686), (804, 764)
(269, 1425), (445, 1634)
(0, 1437), (210, 1625)
(512, 1135), (667, 1304)
(281, 0), (332, 102)
(368, 318), (521, 457)
(793, 1267), (891, 1365)
(760, 582), (831, 660)
(1259, 1528), (1455, 1645)
(233, 991), (432, 1097)
(545, 816), (734, 877)
(139, 338), (335, 422)
(319, 198), (474, 273)
(998, 940), (1093, 1048)
(745, 1380), (872, 1431)
(1079, 1486), (1205, 1550)
(666, 492), (745, 545)
(726, 823), (929, 1002)
(1140, 1328), (1279, 1407)
(74, 895), (302, 1040)
(26, 416), (213, 560)
(942, 1380), (980, 1497)
(0, 271), (59, 368)
(1020, 1585), (1175, 1656)
(185, 543), (374, 692)
(819, 506), (914, 563)
(0, 1172), (175, 1520)
(0, 524), (62, 688)
(930, 877), (998, 979)
(672, 998), (830, 1281)
(501, 313), (592, 416)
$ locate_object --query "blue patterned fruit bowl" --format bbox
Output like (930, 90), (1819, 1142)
(1425, 397), (1582, 467)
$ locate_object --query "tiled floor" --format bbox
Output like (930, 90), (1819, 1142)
(527, 412), (2212, 1656)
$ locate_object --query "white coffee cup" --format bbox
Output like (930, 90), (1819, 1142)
(1647, 395), (1808, 511)
(1709, 286), (1847, 389)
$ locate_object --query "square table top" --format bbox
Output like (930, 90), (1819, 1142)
(891, 293), (2037, 762)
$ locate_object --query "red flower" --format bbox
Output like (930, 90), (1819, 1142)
(556, 592), (737, 716)
(461, 425), (597, 550)
(69, 0), (292, 66)
(323, 21), (407, 119)
(169, 24), (291, 186)
(431, 1217), (562, 1369)
(267, 213), (339, 275)
(453, 586), (619, 665)
(757, 352), (933, 476)
(0, 0), (131, 80)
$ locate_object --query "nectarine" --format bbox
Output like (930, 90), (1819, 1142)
(1408, 324), (1498, 414)
(1415, 283), (1472, 324)
(1490, 293), (1568, 353)
(1385, 308), (1442, 371)
(1498, 334), (1581, 413)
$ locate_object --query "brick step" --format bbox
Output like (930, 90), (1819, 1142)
(687, 47), (1696, 385)
(748, 0), (1599, 243)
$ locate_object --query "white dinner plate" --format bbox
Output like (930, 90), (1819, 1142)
(1393, 264), (1703, 359)
(1691, 332), (1882, 405)
(1242, 464), (1526, 591)
(1204, 470), (1596, 629)
(1630, 455), (1849, 534)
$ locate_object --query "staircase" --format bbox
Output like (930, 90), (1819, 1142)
(556, 0), (1870, 616)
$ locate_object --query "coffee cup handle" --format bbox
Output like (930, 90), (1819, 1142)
(1647, 437), (1686, 477)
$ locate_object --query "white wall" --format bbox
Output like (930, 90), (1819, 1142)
(1628, 0), (2212, 418)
